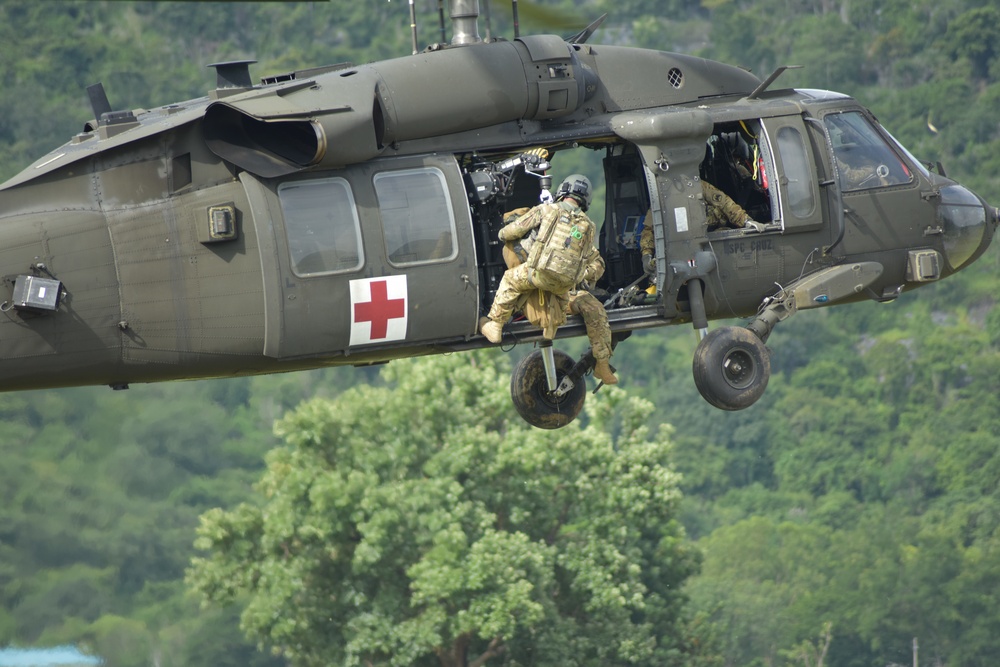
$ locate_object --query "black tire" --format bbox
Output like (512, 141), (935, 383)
(692, 326), (770, 411)
(511, 349), (586, 429)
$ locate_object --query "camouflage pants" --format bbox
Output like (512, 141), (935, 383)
(488, 265), (573, 323)
(487, 266), (612, 361)
(567, 290), (613, 361)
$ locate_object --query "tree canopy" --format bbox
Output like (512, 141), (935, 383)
(188, 352), (700, 667)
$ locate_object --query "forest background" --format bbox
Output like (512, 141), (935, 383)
(2, 1), (1000, 666)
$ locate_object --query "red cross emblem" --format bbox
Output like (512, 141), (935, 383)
(349, 276), (408, 346)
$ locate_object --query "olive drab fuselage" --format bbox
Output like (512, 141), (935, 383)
(0, 23), (995, 407)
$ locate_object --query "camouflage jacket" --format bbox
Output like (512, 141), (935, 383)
(499, 200), (603, 285)
(640, 181), (753, 245)
(703, 181), (752, 230)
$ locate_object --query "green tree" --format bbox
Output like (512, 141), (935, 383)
(686, 516), (842, 666)
(188, 351), (701, 666)
(946, 7), (1000, 84)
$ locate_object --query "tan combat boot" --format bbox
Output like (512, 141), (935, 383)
(480, 317), (503, 344)
(594, 358), (618, 385)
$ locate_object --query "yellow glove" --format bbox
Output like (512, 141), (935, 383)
(523, 147), (549, 160)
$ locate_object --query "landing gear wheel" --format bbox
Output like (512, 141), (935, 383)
(511, 349), (586, 429)
(692, 326), (770, 411)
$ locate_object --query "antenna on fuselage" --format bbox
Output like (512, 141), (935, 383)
(565, 14), (607, 44)
(408, 0), (419, 54)
(512, 0), (520, 38)
(86, 83), (113, 121)
(746, 65), (802, 100)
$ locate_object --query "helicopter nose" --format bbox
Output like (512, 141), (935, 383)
(935, 185), (993, 271)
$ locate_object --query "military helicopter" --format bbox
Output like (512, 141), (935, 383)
(0, 0), (996, 429)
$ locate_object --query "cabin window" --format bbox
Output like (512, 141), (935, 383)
(700, 120), (775, 228)
(278, 177), (364, 277)
(775, 126), (816, 218)
(824, 111), (912, 192)
(374, 167), (458, 266)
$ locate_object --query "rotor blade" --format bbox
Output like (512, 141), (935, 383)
(564, 13), (606, 44)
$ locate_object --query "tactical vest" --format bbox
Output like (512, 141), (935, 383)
(526, 201), (593, 287)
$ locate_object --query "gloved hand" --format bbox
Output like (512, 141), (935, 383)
(743, 219), (766, 233)
(642, 253), (655, 276)
(503, 206), (531, 224)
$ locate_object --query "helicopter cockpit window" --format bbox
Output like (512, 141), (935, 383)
(824, 112), (912, 192)
(278, 178), (364, 277)
(374, 167), (458, 267)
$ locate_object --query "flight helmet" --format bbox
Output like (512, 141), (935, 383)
(555, 174), (593, 211)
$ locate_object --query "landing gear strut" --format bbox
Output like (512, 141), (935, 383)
(689, 261), (885, 409)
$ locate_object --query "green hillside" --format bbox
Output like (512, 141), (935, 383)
(1, 1), (999, 666)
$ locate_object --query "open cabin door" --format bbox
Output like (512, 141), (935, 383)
(601, 147), (651, 290)
(241, 155), (480, 360)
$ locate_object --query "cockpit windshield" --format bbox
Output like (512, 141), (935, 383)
(824, 112), (913, 191)
(883, 127), (932, 179)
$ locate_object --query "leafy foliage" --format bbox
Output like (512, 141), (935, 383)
(189, 352), (698, 666)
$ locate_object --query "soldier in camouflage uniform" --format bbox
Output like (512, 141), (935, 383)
(702, 180), (765, 232)
(641, 179), (764, 276)
(481, 174), (618, 385)
(835, 153), (885, 190)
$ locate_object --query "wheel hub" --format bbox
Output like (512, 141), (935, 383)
(722, 349), (755, 389)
